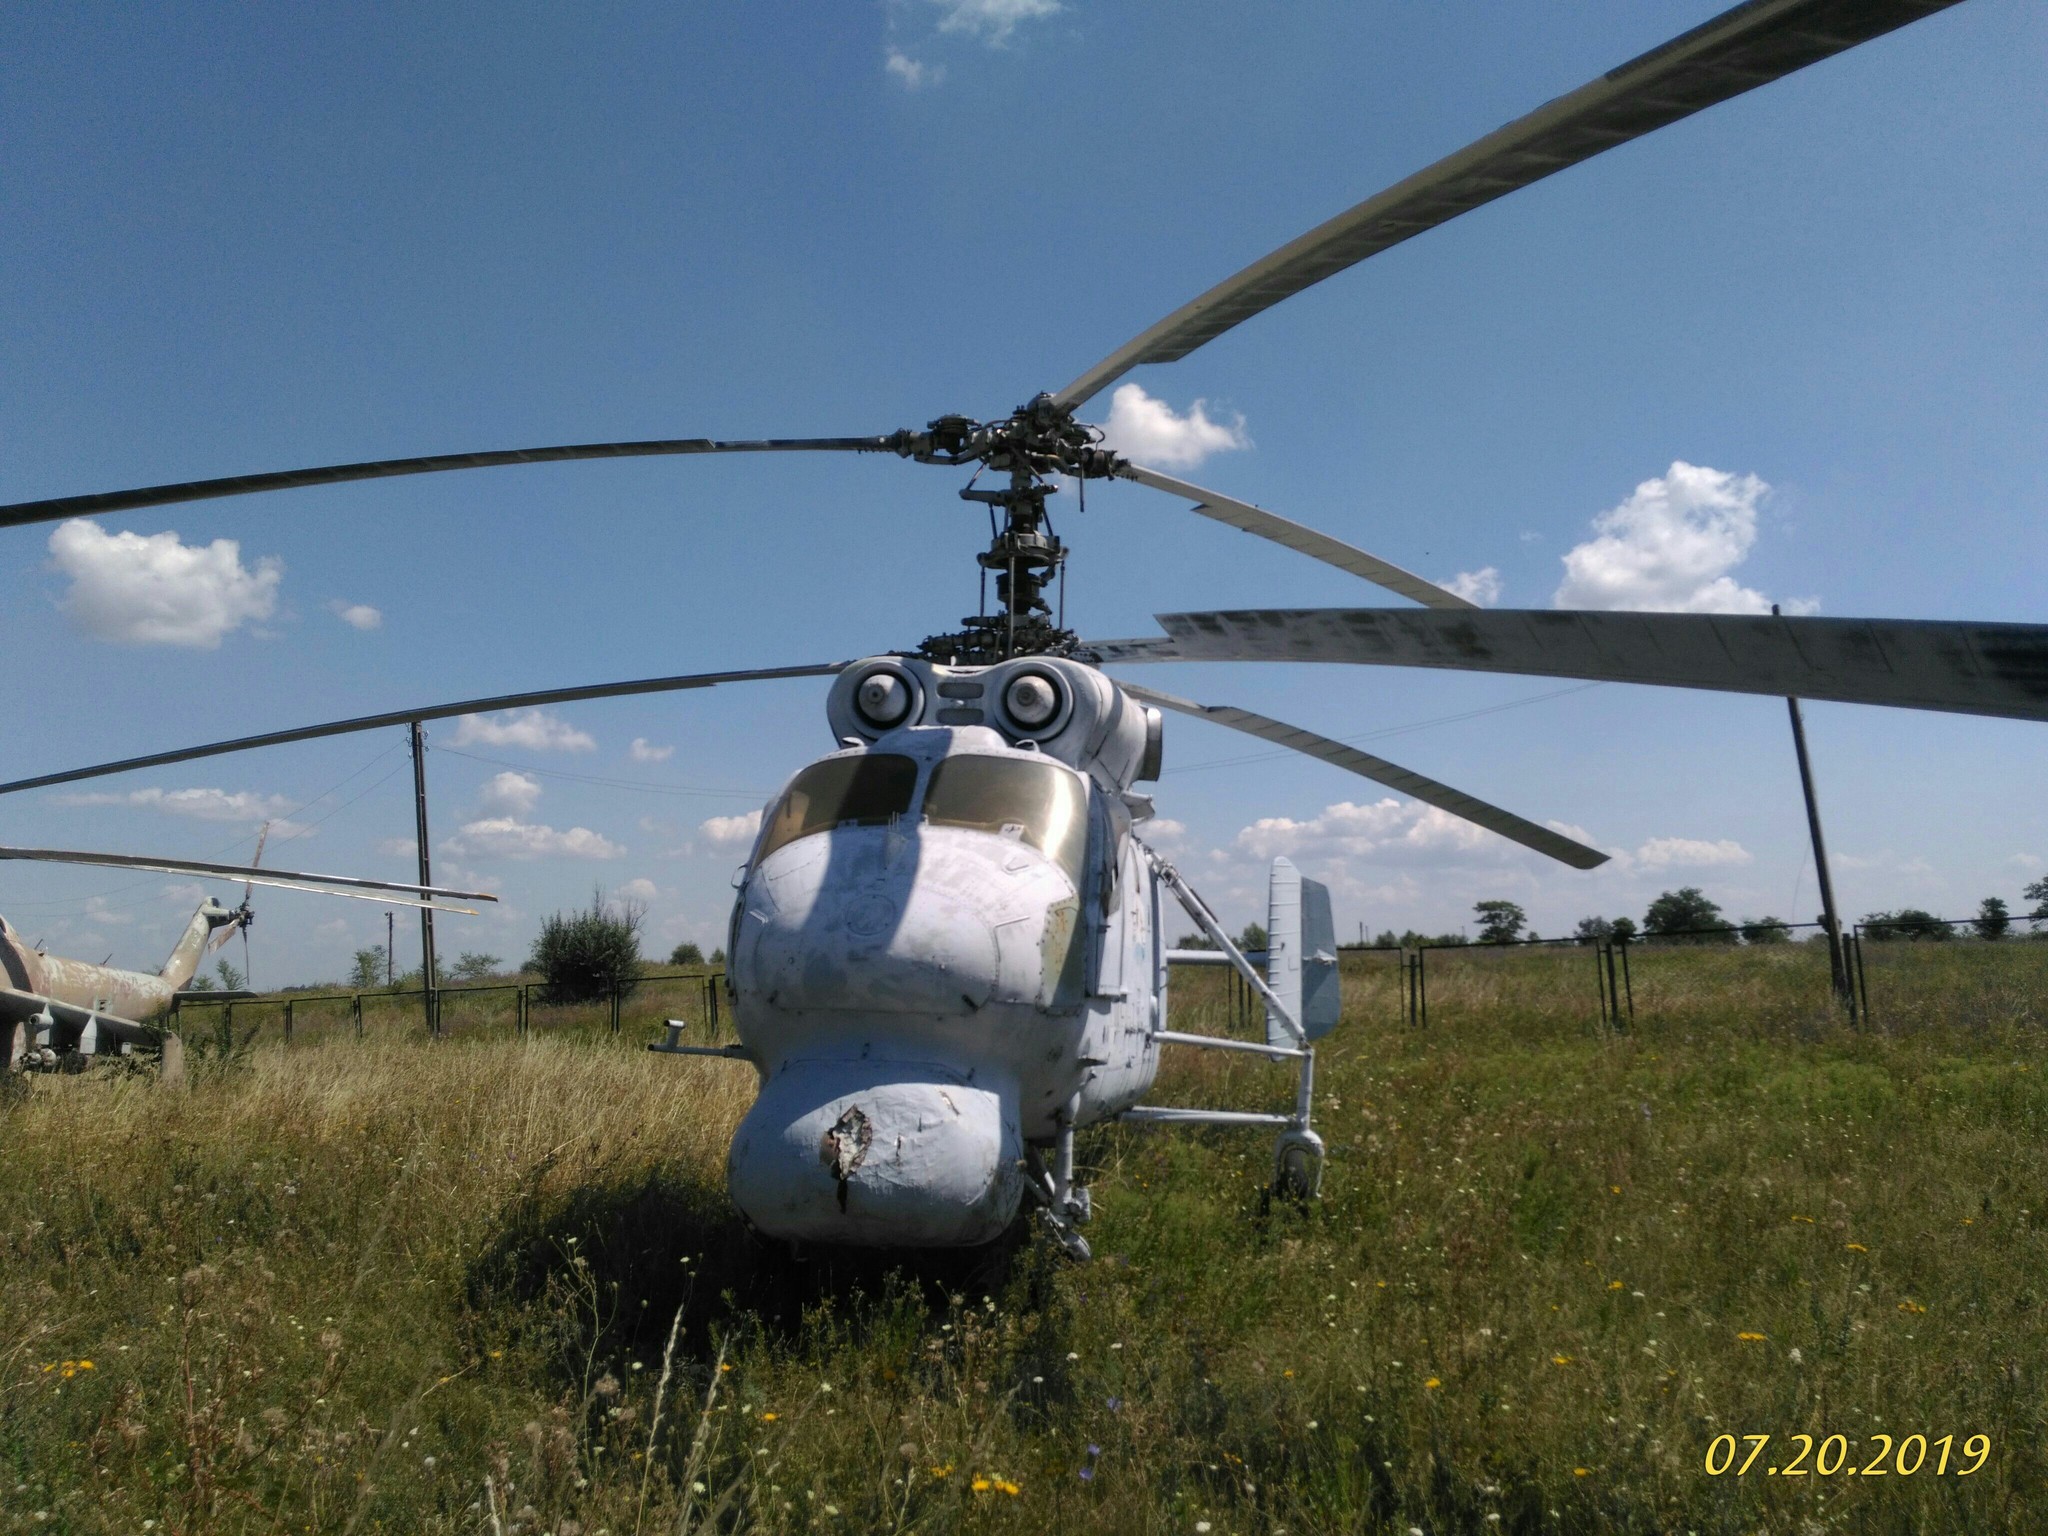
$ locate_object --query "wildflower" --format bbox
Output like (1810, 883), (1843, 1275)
(1573, 1466), (1591, 1477)
(1196, 1524), (1213, 1534)
(1791, 1215), (1815, 1224)
(1106, 1396), (1122, 1412)
(1282, 1369), (1294, 1378)
(1898, 1301), (1926, 1315)
(77, 1361), (94, 1371)
(1425, 1377), (1441, 1389)
(1609, 1186), (1621, 1195)
(1789, 1348), (1804, 1364)
(1608, 1281), (1624, 1291)
(929, 1465), (953, 1479)
(1066, 1352), (1080, 1361)
(1087, 1444), (1100, 1458)
(972, 1478), (991, 1492)
(1551, 1355), (1572, 1366)
(1845, 1243), (1868, 1253)
(719, 1363), (734, 1374)
(761, 1412), (778, 1422)
(992, 1478), (1020, 1495)
(1737, 1332), (1767, 1342)
(1078, 1466), (1095, 1481)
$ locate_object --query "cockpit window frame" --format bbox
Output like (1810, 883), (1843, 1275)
(920, 751), (1091, 888)
(753, 752), (922, 864)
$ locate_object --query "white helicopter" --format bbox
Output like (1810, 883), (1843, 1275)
(5, 0), (2043, 1254)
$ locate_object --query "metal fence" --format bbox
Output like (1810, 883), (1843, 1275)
(168, 970), (729, 1047)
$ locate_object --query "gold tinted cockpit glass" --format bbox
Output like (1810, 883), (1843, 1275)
(755, 754), (919, 863)
(923, 755), (1088, 884)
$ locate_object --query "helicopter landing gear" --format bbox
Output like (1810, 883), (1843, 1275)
(1269, 1127), (1325, 1204)
(1025, 1104), (1093, 1261)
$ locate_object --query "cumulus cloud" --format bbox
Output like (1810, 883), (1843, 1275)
(49, 518), (281, 648)
(1553, 462), (1812, 614)
(442, 818), (623, 861)
(932, 0), (1059, 44)
(617, 877), (660, 902)
(699, 809), (763, 852)
(630, 738), (675, 764)
(885, 49), (940, 87)
(56, 786), (295, 825)
(377, 836), (417, 859)
(327, 599), (382, 631)
(1634, 836), (1753, 870)
(449, 709), (595, 753)
(1097, 383), (1250, 470)
(479, 770), (542, 814)
(1443, 567), (1503, 606)
(1234, 798), (1514, 868)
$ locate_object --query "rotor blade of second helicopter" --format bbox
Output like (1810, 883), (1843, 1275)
(0, 846), (495, 911)
(0, 662), (849, 797)
(1113, 461), (1474, 610)
(0, 436), (908, 528)
(1119, 682), (1607, 869)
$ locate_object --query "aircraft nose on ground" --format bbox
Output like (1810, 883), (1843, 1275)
(727, 1065), (1024, 1247)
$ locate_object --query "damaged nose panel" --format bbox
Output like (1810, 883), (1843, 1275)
(729, 1064), (1024, 1247)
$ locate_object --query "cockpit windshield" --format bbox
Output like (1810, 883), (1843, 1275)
(923, 755), (1088, 884)
(756, 754), (919, 863)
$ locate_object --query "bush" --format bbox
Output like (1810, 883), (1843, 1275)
(528, 889), (644, 1002)
(668, 941), (705, 967)
(1863, 908), (1952, 942)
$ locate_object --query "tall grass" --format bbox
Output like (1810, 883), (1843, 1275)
(3, 952), (2044, 1533)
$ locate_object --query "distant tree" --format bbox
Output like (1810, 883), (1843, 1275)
(2025, 876), (2048, 926)
(448, 951), (502, 982)
(1740, 916), (1791, 945)
(1175, 932), (1219, 951)
(1861, 908), (1951, 942)
(710, 946), (725, 965)
(1574, 916), (1614, 945)
(1609, 916), (1638, 944)
(1974, 897), (2011, 942)
(215, 958), (246, 992)
(669, 941), (705, 967)
(1643, 888), (1732, 943)
(184, 973), (216, 992)
(349, 947), (386, 991)
(529, 887), (645, 1002)
(1473, 900), (1526, 945)
(1238, 922), (1268, 953)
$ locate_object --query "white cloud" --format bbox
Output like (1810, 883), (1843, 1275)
(932, 0), (1059, 44)
(1553, 462), (1812, 614)
(1634, 836), (1753, 871)
(478, 770), (542, 814)
(49, 518), (281, 648)
(448, 709), (595, 753)
(327, 599), (382, 631)
(1234, 798), (1512, 868)
(885, 49), (940, 87)
(442, 818), (623, 861)
(699, 809), (763, 852)
(82, 895), (133, 926)
(1097, 383), (1250, 470)
(56, 786), (296, 825)
(629, 738), (675, 764)
(377, 836), (417, 859)
(617, 877), (661, 902)
(1443, 567), (1503, 606)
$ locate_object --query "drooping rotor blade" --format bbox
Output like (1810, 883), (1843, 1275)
(0, 846), (496, 914)
(1114, 462), (1473, 609)
(1053, 0), (1964, 409)
(0, 436), (912, 528)
(1120, 682), (1605, 869)
(0, 662), (848, 797)
(1088, 609), (2048, 723)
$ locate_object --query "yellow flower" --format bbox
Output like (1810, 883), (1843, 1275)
(1609, 1186), (1621, 1195)
(1898, 1301), (1927, 1315)
(929, 1464), (953, 1479)
(1424, 1377), (1441, 1389)
(992, 1478), (1021, 1496)
(77, 1361), (94, 1371)
(760, 1412), (778, 1421)
(1551, 1355), (1572, 1366)
(1737, 1332), (1767, 1342)
(1282, 1369), (1294, 1379)
(1791, 1215), (1815, 1224)
(1845, 1243), (1868, 1253)
(972, 1478), (992, 1492)
(1574, 1466), (1592, 1477)
(1607, 1280), (1624, 1291)
(719, 1362), (734, 1373)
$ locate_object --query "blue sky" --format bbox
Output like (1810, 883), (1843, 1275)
(2, 0), (2042, 983)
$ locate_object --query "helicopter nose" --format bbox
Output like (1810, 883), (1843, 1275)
(728, 1063), (1024, 1247)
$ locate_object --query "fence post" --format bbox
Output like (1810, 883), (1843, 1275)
(352, 993), (363, 1040)
(1851, 931), (1871, 1027)
(284, 999), (294, 1045)
(711, 973), (721, 1036)
(517, 985), (527, 1038)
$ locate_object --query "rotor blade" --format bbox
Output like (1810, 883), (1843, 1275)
(1113, 462), (1473, 609)
(1089, 609), (2048, 723)
(0, 435), (911, 527)
(0, 846), (497, 905)
(1120, 681), (1606, 868)
(0, 662), (848, 797)
(1053, 0), (1964, 409)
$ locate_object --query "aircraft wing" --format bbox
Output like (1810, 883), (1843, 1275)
(2, 986), (159, 1065)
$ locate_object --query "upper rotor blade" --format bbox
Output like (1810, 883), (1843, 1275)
(1090, 609), (2048, 723)
(1120, 682), (1606, 869)
(1053, 0), (1964, 409)
(0, 436), (908, 528)
(1114, 462), (1474, 609)
(0, 662), (848, 797)
(0, 846), (496, 910)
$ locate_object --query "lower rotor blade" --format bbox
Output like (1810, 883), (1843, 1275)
(0, 436), (910, 527)
(0, 662), (848, 797)
(1090, 609), (2048, 724)
(1119, 682), (1606, 869)
(1113, 462), (1474, 610)
(0, 846), (496, 904)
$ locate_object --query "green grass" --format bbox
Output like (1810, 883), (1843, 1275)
(4, 949), (2046, 1533)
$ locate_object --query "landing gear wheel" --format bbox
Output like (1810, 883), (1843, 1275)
(1269, 1128), (1326, 1203)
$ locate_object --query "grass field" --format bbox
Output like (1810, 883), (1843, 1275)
(4, 948), (2045, 1534)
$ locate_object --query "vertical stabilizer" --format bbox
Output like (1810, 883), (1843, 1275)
(159, 900), (240, 990)
(1265, 858), (1341, 1046)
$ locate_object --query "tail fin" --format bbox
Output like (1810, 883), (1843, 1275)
(159, 899), (241, 990)
(1265, 857), (1341, 1048)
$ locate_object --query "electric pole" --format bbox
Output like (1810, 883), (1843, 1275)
(410, 721), (438, 1035)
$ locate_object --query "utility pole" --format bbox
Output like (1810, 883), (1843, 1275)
(1776, 606), (1850, 1009)
(409, 721), (438, 1035)
(385, 911), (394, 985)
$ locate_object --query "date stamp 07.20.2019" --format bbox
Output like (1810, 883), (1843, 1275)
(1704, 1433), (1990, 1479)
